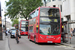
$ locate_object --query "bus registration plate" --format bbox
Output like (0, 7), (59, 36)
(47, 41), (53, 43)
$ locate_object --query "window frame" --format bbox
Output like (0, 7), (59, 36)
(29, 26), (33, 33)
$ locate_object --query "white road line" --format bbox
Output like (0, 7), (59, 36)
(54, 45), (75, 50)
(65, 47), (74, 49)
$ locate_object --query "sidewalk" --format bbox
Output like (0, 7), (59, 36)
(0, 33), (5, 50)
(0, 33), (9, 50)
(61, 36), (75, 48)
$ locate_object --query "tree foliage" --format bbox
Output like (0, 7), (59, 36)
(12, 19), (19, 26)
(5, 0), (43, 20)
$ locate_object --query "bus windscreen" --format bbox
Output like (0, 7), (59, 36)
(40, 24), (60, 35)
(40, 8), (60, 35)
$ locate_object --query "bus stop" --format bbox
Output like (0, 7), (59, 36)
(66, 20), (75, 44)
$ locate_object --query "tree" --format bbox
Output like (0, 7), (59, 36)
(12, 19), (19, 26)
(5, 0), (43, 20)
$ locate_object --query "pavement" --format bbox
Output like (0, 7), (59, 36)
(60, 36), (75, 49)
(0, 33), (9, 50)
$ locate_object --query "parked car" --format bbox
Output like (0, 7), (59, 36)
(10, 29), (16, 38)
(10, 27), (16, 35)
(10, 29), (21, 38)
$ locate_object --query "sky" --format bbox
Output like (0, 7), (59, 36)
(1, 0), (12, 24)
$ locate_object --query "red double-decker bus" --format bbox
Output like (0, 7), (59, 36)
(28, 7), (61, 43)
(20, 20), (28, 35)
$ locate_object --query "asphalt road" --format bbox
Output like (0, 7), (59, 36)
(8, 35), (75, 50)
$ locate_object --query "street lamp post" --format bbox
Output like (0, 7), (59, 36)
(4, 12), (6, 36)
(5, 16), (6, 31)
(44, 0), (46, 6)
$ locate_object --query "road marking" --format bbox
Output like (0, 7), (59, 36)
(65, 47), (74, 49)
(54, 44), (75, 50)
(54, 46), (63, 47)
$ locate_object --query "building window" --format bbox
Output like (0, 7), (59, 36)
(60, 5), (62, 12)
(42, 0), (46, 3)
(66, 15), (70, 21)
(53, 5), (56, 7)
(52, 0), (55, 1)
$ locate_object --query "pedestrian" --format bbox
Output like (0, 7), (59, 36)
(15, 29), (20, 43)
(70, 28), (73, 36)
(5, 30), (8, 36)
(73, 28), (75, 36)
(61, 25), (65, 43)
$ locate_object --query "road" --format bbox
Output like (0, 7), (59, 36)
(8, 35), (75, 50)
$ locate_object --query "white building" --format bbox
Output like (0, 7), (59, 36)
(62, 0), (75, 29)
(62, 0), (75, 21)
(2, 20), (12, 29)
(19, 17), (25, 22)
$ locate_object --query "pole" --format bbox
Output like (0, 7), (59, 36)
(4, 12), (7, 36)
(44, 0), (46, 6)
(5, 16), (6, 33)
(67, 22), (69, 43)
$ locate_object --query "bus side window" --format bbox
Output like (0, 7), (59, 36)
(36, 27), (38, 33)
(36, 25), (38, 33)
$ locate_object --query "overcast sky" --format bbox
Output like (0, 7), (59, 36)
(1, 0), (12, 24)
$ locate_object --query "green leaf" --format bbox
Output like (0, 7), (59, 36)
(5, 0), (43, 20)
